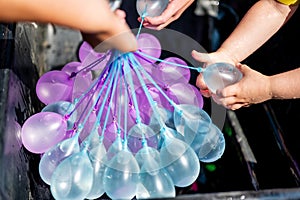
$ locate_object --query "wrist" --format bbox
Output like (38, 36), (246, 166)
(215, 47), (240, 64)
(267, 76), (275, 99)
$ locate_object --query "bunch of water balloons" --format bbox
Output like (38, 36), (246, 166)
(20, 1), (243, 200)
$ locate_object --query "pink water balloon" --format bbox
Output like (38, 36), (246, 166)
(36, 70), (74, 105)
(21, 112), (67, 154)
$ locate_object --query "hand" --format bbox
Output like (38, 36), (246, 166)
(138, 0), (194, 30)
(191, 50), (235, 97)
(82, 9), (137, 52)
(215, 63), (272, 110)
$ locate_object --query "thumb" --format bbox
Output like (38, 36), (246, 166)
(191, 50), (211, 63)
(236, 63), (251, 75)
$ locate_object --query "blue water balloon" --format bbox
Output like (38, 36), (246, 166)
(203, 62), (243, 94)
(41, 101), (77, 130)
(135, 146), (176, 199)
(85, 142), (107, 199)
(148, 106), (175, 134)
(136, 0), (169, 17)
(160, 137), (200, 187)
(195, 123), (226, 163)
(173, 104), (212, 145)
(127, 123), (159, 154)
(39, 135), (80, 185)
(50, 150), (93, 200)
(105, 134), (123, 161)
(103, 147), (140, 199)
(109, 0), (122, 11)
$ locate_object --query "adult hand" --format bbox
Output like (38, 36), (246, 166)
(215, 63), (272, 110)
(138, 0), (194, 30)
(191, 50), (235, 97)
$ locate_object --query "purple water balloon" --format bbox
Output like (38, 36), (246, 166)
(79, 41), (108, 72)
(167, 83), (204, 109)
(156, 57), (191, 85)
(71, 73), (93, 101)
(36, 70), (74, 105)
(21, 112), (67, 154)
(79, 41), (93, 62)
(103, 120), (124, 147)
(61, 61), (82, 75)
(41, 101), (77, 130)
(135, 84), (173, 115)
(136, 33), (161, 66)
(62, 61), (93, 80)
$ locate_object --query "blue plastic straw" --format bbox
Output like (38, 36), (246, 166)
(134, 51), (204, 73)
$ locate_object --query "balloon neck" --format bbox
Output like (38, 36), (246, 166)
(175, 108), (183, 117)
(69, 72), (77, 79)
(142, 138), (148, 147)
(197, 67), (204, 73)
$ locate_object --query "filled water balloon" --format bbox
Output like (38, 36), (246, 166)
(86, 142), (107, 199)
(203, 62), (243, 94)
(78, 41), (94, 62)
(39, 135), (80, 184)
(50, 150), (93, 200)
(105, 135), (124, 161)
(135, 146), (176, 199)
(156, 57), (191, 84)
(148, 106), (175, 134)
(103, 147), (140, 199)
(127, 123), (159, 154)
(71, 72), (93, 101)
(36, 70), (74, 105)
(160, 137), (200, 187)
(61, 61), (82, 75)
(167, 83), (204, 109)
(109, 0), (122, 11)
(135, 83), (173, 113)
(41, 101), (77, 130)
(136, 0), (169, 17)
(173, 104), (211, 145)
(136, 33), (161, 66)
(21, 112), (67, 154)
(196, 123), (226, 163)
(102, 120), (124, 148)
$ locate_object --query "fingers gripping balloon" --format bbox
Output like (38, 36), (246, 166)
(20, 3), (244, 200)
(136, 0), (169, 18)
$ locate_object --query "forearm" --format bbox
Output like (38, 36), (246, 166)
(270, 67), (300, 99)
(1, 0), (116, 32)
(0, 0), (137, 51)
(217, 0), (297, 63)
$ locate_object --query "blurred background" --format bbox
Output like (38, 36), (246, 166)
(1, 0), (300, 199)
